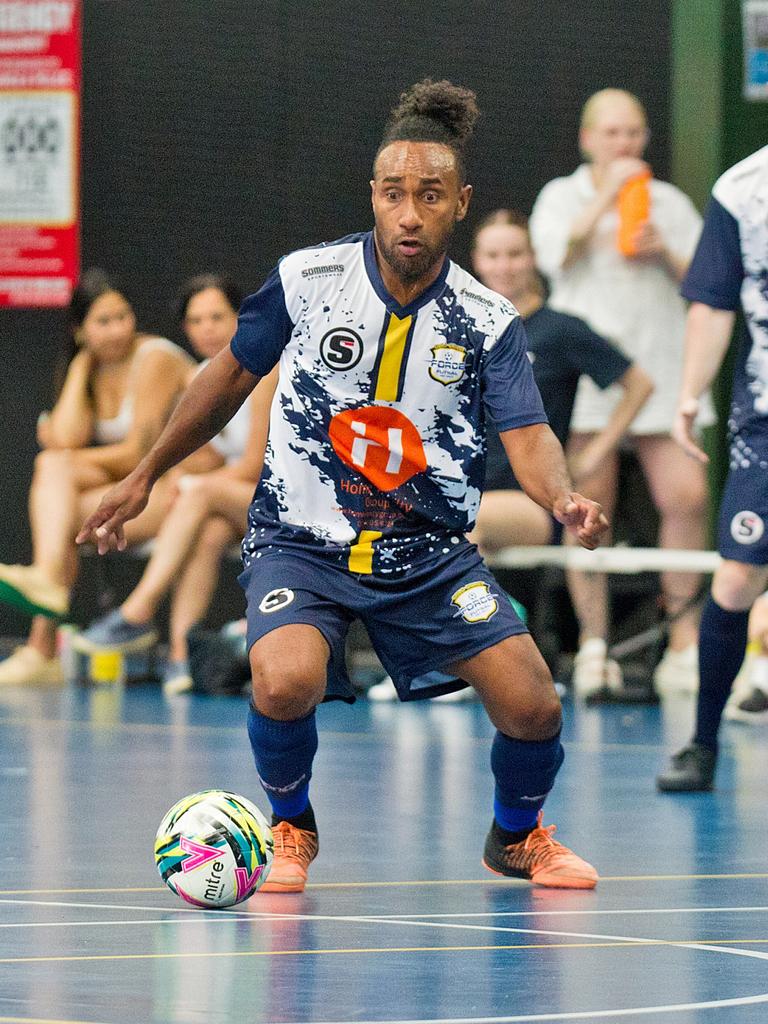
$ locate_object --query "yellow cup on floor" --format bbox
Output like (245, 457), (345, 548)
(89, 650), (124, 685)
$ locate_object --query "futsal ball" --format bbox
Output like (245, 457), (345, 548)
(154, 790), (273, 908)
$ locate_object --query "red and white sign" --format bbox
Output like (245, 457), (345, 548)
(0, 0), (80, 307)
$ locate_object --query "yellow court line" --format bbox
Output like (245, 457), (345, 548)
(2, 937), (768, 966)
(0, 1018), (111, 1024)
(2, 873), (768, 897)
(309, 872), (768, 888)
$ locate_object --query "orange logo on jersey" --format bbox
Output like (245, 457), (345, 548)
(329, 406), (426, 492)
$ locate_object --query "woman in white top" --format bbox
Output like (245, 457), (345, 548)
(0, 269), (196, 684)
(75, 275), (277, 693)
(529, 89), (711, 697)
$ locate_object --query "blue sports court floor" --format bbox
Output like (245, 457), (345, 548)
(1, 678), (767, 1024)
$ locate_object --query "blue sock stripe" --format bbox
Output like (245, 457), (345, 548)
(246, 705), (318, 819)
(493, 800), (540, 833)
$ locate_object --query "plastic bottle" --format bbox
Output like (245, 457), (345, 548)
(56, 623), (80, 682)
(617, 169), (651, 256)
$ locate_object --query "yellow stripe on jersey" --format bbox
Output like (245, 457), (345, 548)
(348, 530), (383, 574)
(374, 313), (412, 401)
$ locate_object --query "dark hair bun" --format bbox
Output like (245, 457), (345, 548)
(389, 79), (479, 145)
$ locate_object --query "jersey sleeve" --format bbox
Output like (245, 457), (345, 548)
(482, 318), (548, 432)
(562, 316), (631, 389)
(529, 178), (574, 278)
(657, 187), (702, 263)
(230, 266), (295, 376)
(680, 196), (743, 311)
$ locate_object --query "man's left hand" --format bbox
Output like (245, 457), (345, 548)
(553, 493), (609, 550)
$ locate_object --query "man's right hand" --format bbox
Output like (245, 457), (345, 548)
(600, 157), (650, 200)
(672, 397), (709, 464)
(76, 470), (152, 554)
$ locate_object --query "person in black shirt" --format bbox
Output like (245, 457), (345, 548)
(471, 210), (653, 696)
(369, 209), (652, 703)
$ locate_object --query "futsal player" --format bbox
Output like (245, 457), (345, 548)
(657, 144), (768, 791)
(78, 80), (607, 889)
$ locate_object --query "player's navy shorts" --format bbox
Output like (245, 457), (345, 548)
(238, 540), (528, 703)
(717, 452), (768, 564)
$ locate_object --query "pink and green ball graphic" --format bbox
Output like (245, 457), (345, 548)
(155, 790), (273, 908)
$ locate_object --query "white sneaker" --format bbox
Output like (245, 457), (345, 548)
(572, 638), (623, 698)
(367, 676), (398, 701)
(162, 660), (194, 696)
(0, 564), (68, 618)
(0, 645), (63, 685)
(725, 652), (768, 722)
(653, 644), (699, 696)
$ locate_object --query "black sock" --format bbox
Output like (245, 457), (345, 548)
(694, 596), (750, 753)
(272, 802), (317, 833)
(493, 818), (535, 845)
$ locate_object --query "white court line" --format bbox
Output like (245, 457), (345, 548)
(2, 900), (768, 1020)
(281, 923), (768, 1024)
(4, 905), (766, 932)
(284, 917), (768, 1022)
(285, 988), (768, 1024)
(2, 898), (768, 928)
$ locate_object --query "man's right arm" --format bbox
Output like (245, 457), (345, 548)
(674, 303), (735, 463)
(76, 346), (259, 553)
(673, 189), (743, 463)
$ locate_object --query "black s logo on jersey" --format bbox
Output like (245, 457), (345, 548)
(320, 328), (363, 371)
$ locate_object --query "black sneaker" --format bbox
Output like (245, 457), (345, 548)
(733, 687), (768, 722)
(656, 743), (717, 792)
(482, 814), (598, 889)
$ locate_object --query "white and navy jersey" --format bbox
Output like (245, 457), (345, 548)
(231, 231), (546, 575)
(682, 145), (768, 444)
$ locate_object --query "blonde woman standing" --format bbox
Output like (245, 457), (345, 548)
(530, 88), (711, 698)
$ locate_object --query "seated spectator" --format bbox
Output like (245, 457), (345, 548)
(529, 88), (710, 698)
(73, 274), (277, 694)
(470, 210), (652, 570)
(0, 270), (194, 685)
(366, 210), (652, 702)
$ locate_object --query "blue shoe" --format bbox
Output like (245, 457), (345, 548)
(72, 609), (158, 655)
(163, 659), (193, 695)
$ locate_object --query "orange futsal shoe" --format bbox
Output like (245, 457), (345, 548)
(482, 812), (598, 890)
(259, 820), (319, 893)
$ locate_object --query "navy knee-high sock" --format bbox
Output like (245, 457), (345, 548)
(246, 705), (318, 819)
(491, 730), (565, 832)
(694, 596), (750, 752)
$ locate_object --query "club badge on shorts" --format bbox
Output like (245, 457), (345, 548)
(730, 510), (765, 545)
(429, 343), (467, 385)
(258, 588), (295, 614)
(451, 581), (498, 623)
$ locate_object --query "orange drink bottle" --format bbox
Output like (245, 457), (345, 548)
(617, 170), (651, 256)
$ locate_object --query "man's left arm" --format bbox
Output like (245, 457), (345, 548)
(499, 423), (608, 550)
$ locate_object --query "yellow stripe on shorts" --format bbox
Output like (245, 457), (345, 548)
(374, 313), (412, 401)
(348, 530), (383, 574)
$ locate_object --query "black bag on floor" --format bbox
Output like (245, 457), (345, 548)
(186, 626), (250, 696)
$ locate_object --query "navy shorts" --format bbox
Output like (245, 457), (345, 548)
(717, 454), (768, 565)
(238, 540), (528, 702)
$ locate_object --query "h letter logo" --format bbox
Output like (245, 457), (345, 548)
(330, 406), (426, 492)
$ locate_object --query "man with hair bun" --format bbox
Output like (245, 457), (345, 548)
(78, 80), (607, 891)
